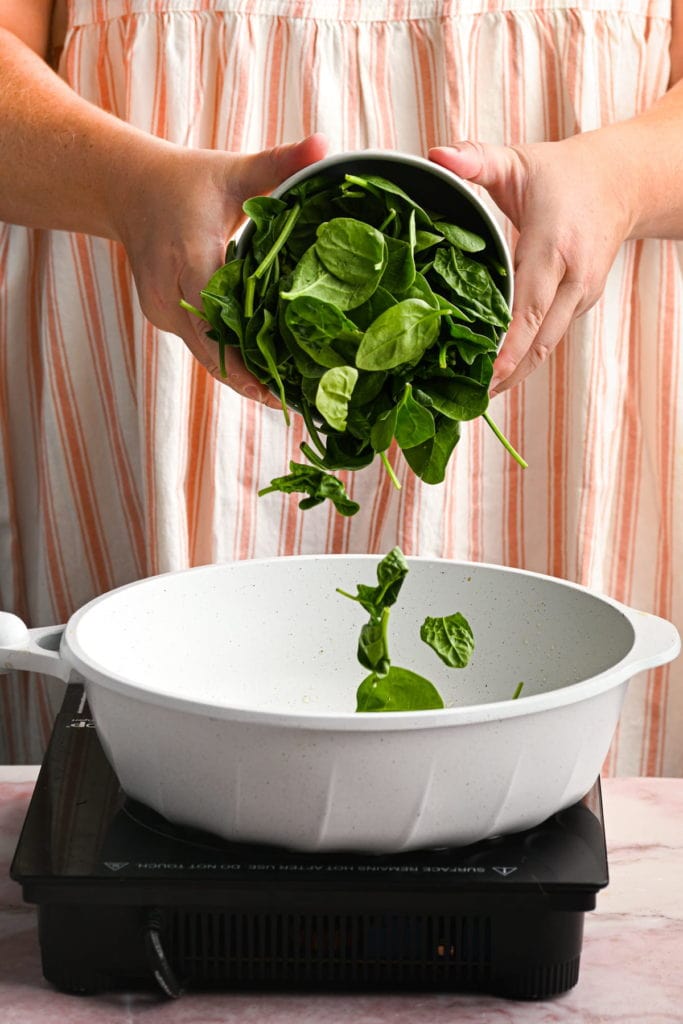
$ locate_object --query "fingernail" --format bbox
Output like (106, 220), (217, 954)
(489, 376), (502, 395)
(243, 385), (259, 401)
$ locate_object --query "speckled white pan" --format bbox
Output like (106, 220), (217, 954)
(0, 556), (678, 852)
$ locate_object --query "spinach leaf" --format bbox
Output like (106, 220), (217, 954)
(370, 406), (398, 453)
(344, 173), (432, 228)
(402, 416), (462, 484)
(380, 234), (416, 294)
(420, 371), (491, 422)
(280, 246), (381, 310)
(313, 433), (375, 472)
(356, 666), (444, 712)
(242, 196), (289, 261)
(287, 190), (338, 259)
(349, 370), (387, 407)
(347, 285), (396, 331)
(394, 383), (435, 449)
(315, 365), (358, 431)
(255, 309), (290, 423)
(337, 545), (408, 618)
(432, 247), (511, 329)
(284, 296), (361, 369)
(258, 461), (359, 516)
(315, 218), (386, 285)
(358, 619), (390, 676)
(433, 219), (486, 253)
(414, 229), (444, 253)
(420, 613), (475, 668)
(356, 299), (447, 371)
(395, 271), (440, 309)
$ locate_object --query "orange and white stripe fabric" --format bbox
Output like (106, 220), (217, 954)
(1, 0), (681, 772)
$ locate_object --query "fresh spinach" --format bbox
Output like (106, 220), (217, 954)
(185, 170), (526, 515)
(355, 299), (450, 371)
(420, 613), (475, 668)
(338, 548), (474, 712)
(356, 666), (444, 712)
(314, 218), (387, 285)
(257, 461), (359, 516)
(316, 366), (358, 431)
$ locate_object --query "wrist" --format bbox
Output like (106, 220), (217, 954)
(597, 89), (683, 241)
(101, 128), (178, 245)
(567, 128), (641, 243)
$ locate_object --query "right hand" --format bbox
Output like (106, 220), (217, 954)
(114, 134), (328, 403)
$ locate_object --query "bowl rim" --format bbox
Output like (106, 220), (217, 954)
(62, 554), (673, 731)
(235, 147), (514, 305)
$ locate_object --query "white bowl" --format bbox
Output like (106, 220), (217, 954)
(1, 556), (678, 852)
(236, 148), (513, 309)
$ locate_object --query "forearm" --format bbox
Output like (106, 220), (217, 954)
(586, 78), (683, 242)
(0, 26), (169, 240)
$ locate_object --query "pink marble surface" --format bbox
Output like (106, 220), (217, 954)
(1, 774), (681, 1024)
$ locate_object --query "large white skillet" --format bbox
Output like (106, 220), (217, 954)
(0, 556), (679, 852)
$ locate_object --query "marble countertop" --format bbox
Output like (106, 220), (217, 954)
(1, 771), (681, 1023)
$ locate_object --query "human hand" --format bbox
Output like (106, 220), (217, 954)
(114, 133), (328, 403)
(429, 134), (635, 395)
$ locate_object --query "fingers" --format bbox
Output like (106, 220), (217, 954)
(177, 307), (282, 407)
(140, 272), (282, 405)
(176, 254), (283, 404)
(489, 227), (592, 394)
(491, 278), (585, 394)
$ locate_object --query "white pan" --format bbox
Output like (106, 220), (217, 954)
(0, 556), (679, 852)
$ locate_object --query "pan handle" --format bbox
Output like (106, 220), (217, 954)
(0, 612), (74, 682)
(616, 603), (681, 677)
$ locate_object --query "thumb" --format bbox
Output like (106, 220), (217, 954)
(229, 133), (329, 203)
(428, 140), (516, 189)
(429, 141), (526, 226)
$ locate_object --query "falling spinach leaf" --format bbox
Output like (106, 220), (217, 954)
(420, 612), (475, 669)
(356, 666), (444, 712)
(257, 461), (359, 516)
(339, 548), (474, 712)
(337, 545), (409, 619)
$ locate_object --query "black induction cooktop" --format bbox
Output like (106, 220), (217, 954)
(11, 684), (608, 1000)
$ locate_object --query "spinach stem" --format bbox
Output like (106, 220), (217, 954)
(380, 605), (391, 664)
(244, 276), (256, 318)
(379, 209), (396, 233)
(179, 299), (206, 320)
(301, 402), (327, 457)
(511, 681), (524, 700)
(380, 451), (402, 490)
(253, 202), (302, 282)
(218, 340), (227, 379)
(482, 412), (528, 468)
(245, 202), (301, 317)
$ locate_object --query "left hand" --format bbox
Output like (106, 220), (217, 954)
(429, 134), (635, 395)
